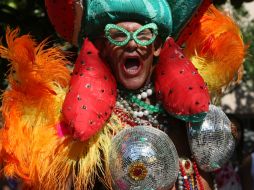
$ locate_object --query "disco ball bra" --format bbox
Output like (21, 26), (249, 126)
(109, 105), (236, 189)
(188, 105), (236, 172)
(109, 126), (179, 190)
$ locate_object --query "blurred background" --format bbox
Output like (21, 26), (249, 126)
(0, 0), (254, 189)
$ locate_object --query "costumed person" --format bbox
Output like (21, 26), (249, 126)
(0, 0), (245, 189)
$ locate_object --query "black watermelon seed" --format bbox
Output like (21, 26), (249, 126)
(85, 84), (91, 88)
(86, 67), (93, 71)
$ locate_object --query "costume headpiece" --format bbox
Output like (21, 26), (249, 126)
(45, 0), (205, 45)
(83, 0), (172, 41)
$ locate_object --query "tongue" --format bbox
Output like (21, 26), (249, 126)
(125, 59), (140, 70)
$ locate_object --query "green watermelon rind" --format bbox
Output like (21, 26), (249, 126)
(173, 112), (207, 123)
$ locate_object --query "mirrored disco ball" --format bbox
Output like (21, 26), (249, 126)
(188, 105), (236, 172)
(109, 126), (179, 190)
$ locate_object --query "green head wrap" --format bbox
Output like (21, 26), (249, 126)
(83, 0), (172, 42)
(168, 0), (204, 38)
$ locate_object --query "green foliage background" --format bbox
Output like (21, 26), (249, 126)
(0, 0), (253, 91)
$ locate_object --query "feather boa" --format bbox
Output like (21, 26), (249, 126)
(0, 28), (123, 189)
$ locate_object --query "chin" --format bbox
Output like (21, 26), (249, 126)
(121, 78), (146, 90)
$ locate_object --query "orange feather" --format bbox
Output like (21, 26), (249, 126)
(0, 28), (123, 190)
(183, 5), (245, 96)
(0, 27), (71, 183)
(0, 27), (70, 97)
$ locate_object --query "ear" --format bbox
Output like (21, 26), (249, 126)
(153, 37), (163, 57)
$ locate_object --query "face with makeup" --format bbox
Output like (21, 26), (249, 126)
(100, 22), (162, 90)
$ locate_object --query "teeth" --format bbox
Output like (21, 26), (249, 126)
(127, 66), (139, 71)
(127, 69), (138, 74)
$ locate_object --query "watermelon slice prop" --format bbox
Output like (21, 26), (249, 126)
(155, 38), (210, 123)
(62, 39), (117, 141)
(45, 0), (83, 45)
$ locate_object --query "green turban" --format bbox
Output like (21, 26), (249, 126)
(82, 0), (203, 42)
(83, 0), (172, 41)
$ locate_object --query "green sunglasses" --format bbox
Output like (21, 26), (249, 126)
(104, 23), (158, 46)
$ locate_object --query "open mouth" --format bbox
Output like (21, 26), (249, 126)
(123, 58), (141, 76)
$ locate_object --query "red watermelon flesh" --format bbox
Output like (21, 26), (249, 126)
(62, 38), (117, 141)
(155, 37), (210, 122)
(45, 0), (75, 43)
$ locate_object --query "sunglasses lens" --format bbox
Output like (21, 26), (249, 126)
(108, 29), (128, 42)
(136, 30), (154, 42)
(134, 24), (158, 46)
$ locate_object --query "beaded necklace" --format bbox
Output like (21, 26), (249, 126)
(115, 83), (170, 132)
(178, 158), (205, 190)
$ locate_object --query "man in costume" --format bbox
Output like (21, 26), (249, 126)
(0, 0), (245, 189)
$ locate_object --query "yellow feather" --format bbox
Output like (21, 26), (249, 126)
(0, 28), (124, 189)
(184, 5), (245, 95)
